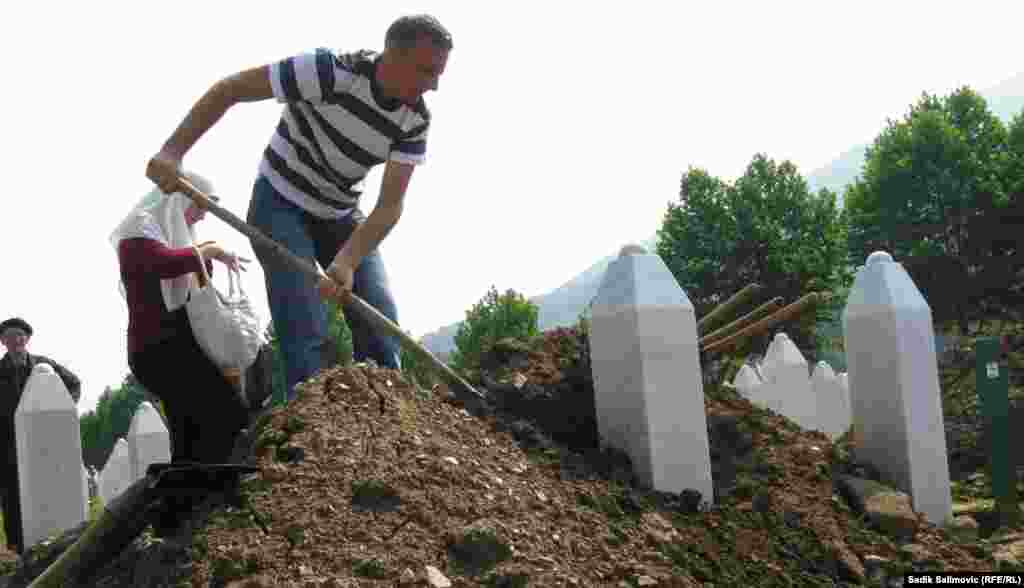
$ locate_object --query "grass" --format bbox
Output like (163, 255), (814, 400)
(88, 495), (103, 522)
(0, 494), (104, 551)
(352, 558), (388, 579)
(953, 498), (996, 515)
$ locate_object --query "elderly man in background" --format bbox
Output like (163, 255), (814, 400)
(0, 317), (81, 554)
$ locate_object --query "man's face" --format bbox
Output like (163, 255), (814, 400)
(392, 39), (449, 104)
(0, 328), (29, 355)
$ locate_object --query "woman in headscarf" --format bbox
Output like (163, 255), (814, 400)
(110, 172), (250, 532)
(111, 172), (251, 463)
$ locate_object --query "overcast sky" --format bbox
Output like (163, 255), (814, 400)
(3, 1), (1022, 414)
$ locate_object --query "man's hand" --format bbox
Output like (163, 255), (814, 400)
(146, 150), (184, 194)
(320, 259), (355, 304)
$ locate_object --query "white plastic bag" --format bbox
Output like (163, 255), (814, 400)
(186, 250), (264, 404)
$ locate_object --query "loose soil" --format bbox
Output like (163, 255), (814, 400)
(2, 325), (1020, 587)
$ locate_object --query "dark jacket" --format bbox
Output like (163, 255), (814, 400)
(0, 352), (81, 471)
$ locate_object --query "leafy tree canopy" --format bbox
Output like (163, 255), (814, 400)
(845, 87), (1024, 330)
(658, 153), (850, 353)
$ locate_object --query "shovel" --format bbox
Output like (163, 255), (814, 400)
(173, 177), (486, 408)
(27, 462), (260, 588)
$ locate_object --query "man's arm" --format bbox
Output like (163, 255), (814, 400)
(147, 66), (275, 193)
(325, 161), (415, 297)
(336, 160), (415, 267)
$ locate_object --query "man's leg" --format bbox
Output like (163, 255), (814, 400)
(1, 477), (23, 553)
(347, 249), (401, 369)
(308, 211), (401, 370)
(247, 176), (330, 401)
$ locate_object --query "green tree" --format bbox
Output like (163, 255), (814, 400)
(399, 333), (440, 389)
(657, 154), (850, 355)
(845, 87), (1024, 332)
(450, 286), (539, 373)
(992, 111), (1024, 323)
(324, 299), (354, 369)
(79, 374), (149, 469)
(263, 322), (288, 406)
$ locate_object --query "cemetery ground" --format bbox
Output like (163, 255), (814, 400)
(2, 324), (1024, 587)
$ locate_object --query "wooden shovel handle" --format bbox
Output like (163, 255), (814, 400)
(172, 174), (486, 404)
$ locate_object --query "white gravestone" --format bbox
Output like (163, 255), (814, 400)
(87, 467), (99, 500)
(589, 244), (713, 502)
(811, 361), (849, 439)
(842, 251), (951, 525)
(761, 333), (816, 431)
(758, 335), (785, 413)
(14, 364), (88, 549)
(81, 463), (89, 519)
(128, 401), (171, 482)
(732, 364), (764, 404)
(836, 372), (850, 429)
(100, 438), (132, 506)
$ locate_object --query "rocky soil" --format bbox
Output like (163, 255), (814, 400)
(3, 325), (1024, 587)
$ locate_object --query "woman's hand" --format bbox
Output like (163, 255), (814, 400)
(198, 242), (251, 272)
(214, 251), (251, 273)
(220, 253), (251, 273)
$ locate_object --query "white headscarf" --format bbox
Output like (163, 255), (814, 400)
(110, 171), (215, 312)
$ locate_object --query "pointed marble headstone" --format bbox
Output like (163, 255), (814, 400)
(811, 361), (849, 439)
(100, 438), (132, 505)
(128, 401), (171, 482)
(761, 333), (816, 430)
(589, 244), (713, 502)
(81, 463), (90, 519)
(759, 335), (786, 413)
(14, 364), (88, 549)
(86, 467), (99, 501)
(842, 251), (951, 525)
(754, 360), (767, 385)
(733, 364), (763, 403)
(836, 372), (850, 429)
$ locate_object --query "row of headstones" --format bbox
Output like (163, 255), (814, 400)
(589, 247), (951, 526)
(97, 400), (171, 507)
(12, 365), (170, 550)
(732, 333), (851, 440)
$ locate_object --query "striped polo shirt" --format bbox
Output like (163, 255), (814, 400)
(259, 49), (431, 219)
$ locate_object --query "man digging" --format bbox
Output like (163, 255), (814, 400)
(147, 14), (452, 402)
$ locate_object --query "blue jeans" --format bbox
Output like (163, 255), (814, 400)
(247, 176), (401, 401)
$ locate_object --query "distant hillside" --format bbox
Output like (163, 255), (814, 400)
(420, 235), (658, 357)
(419, 322), (459, 358)
(532, 233), (658, 329)
(421, 73), (1023, 358)
(986, 72), (1024, 121)
(805, 143), (868, 198)
(806, 72), (1024, 198)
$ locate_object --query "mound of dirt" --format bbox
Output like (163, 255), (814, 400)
(186, 328), (995, 586)
(1, 326), (1015, 587)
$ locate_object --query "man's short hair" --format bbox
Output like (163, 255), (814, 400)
(385, 14), (453, 52)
